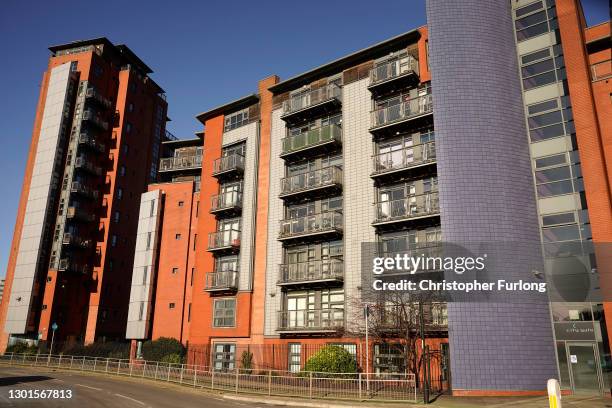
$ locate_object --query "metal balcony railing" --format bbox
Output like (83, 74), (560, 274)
(74, 157), (103, 176)
(164, 129), (178, 141)
(281, 124), (342, 157)
(210, 192), (242, 213)
(282, 84), (342, 116)
(369, 56), (419, 86)
(379, 304), (448, 329)
(591, 59), (612, 81)
(280, 166), (342, 197)
(159, 154), (202, 172)
(70, 181), (99, 200)
(82, 110), (109, 130)
(207, 229), (241, 251)
(374, 192), (439, 224)
(66, 206), (96, 223)
(62, 233), (92, 249)
(370, 93), (433, 129)
(278, 259), (343, 285)
(58, 259), (90, 274)
(372, 142), (436, 176)
(279, 211), (343, 240)
(85, 87), (112, 109)
(212, 154), (245, 177)
(205, 270), (239, 291)
(78, 133), (106, 153)
(277, 308), (344, 331)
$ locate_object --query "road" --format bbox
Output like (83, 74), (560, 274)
(0, 365), (276, 408)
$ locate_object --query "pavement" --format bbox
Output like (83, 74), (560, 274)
(0, 364), (609, 408)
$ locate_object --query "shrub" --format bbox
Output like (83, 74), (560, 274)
(160, 353), (183, 365)
(141, 337), (185, 362)
(6, 343), (38, 355)
(302, 345), (357, 377)
(62, 342), (130, 359)
(240, 350), (253, 374)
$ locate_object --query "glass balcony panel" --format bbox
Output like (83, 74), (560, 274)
(281, 124), (341, 156)
(279, 211), (343, 239)
(373, 142), (436, 175)
(277, 308), (344, 331)
(375, 192), (439, 223)
(371, 93), (433, 129)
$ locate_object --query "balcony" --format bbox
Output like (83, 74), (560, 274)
(280, 124), (342, 160)
(277, 309), (344, 333)
(204, 270), (239, 292)
(281, 84), (342, 123)
(373, 192), (440, 227)
(74, 157), (103, 176)
(378, 244), (444, 276)
(370, 93), (433, 133)
(278, 259), (343, 287)
(85, 87), (112, 109)
(70, 181), (99, 200)
(210, 192), (242, 215)
(66, 206), (96, 223)
(371, 142), (436, 180)
(212, 154), (244, 179)
(280, 166), (342, 199)
(159, 153), (202, 172)
(368, 56), (419, 95)
(279, 211), (343, 242)
(591, 59), (612, 82)
(207, 229), (241, 253)
(378, 304), (448, 332)
(58, 259), (90, 274)
(62, 233), (92, 249)
(78, 133), (106, 153)
(82, 110), (109, 130)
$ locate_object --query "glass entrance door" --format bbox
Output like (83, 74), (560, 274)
(567, 342), (602, 394)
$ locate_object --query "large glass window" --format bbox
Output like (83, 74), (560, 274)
(213, 298), (236, 327)
(213, 343), (236, 371)
(527, 97), (574, 142)
(374, 343), (406, 374)
(224, 108), (249, 132)
(288, 343), (301, 373)
(514, 1), (557, 42)
(534, 152), (582, 198)
(521, 46), (565, 90)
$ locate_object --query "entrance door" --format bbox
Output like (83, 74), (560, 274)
(567, 342), (602, 394)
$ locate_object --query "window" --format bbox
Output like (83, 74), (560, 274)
(188, 303), (191, 322)
(526, 97), (574, 142)
(123, 144), (129, 155)
(213, 343), (236, 371)
(178, 201), (184, 207)
(374, 343), (406, 375)
(128, 103), (134, 112)
(224, 108), (249, 132)
(191, 268), (195, 286)
(542, 212), (575, 226)
(138, 302), (144, 320)
(172, 267), (178, 275)
(150, 199), (156, 217)
(126, 122), (132, 133)
(288, 343), (301, 373)
(117, 188), (123, 200)
(142, 266), (148, 285)
(146, 232), (152, 250)
(520, 46), (565, 91)
(169, 303), (175, 309)
(113, 211), (120, 223)
(534, 152), (582, 198)
(514, 1), (557, 42)
(119, 165), (126, 176)
(175, 233), (182, 240)
(213, 298), (236, 327)
(111, 234), (118, 247)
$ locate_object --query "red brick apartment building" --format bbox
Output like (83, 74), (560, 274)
(3, 0), (612, 397)
(0, 38), (169, 350)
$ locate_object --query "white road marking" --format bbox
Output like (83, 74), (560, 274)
(75, 383), (102, 391)
(114, 393), (146, 405)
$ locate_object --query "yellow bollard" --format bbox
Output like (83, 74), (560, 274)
(547, 378), (562, 408)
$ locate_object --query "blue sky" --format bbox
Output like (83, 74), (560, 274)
(0, 0), (608, 278)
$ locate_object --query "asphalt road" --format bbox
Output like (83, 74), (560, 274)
(0, 365), (277, 408)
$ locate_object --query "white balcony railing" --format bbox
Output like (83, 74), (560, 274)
(280, 166), (342, 196)
(282, 84), (342, 116)
(279, 211), (343, 239)
(372, 142), (436, 175)
(369, 56), (419, 86)
(371, 93), (433, 129)
(281, 124), (342, 156)
(278, 259), (343, 284)
(207, 229), (241, 251)
(374, 192), (439, 223)
(277, 308), (344, 331)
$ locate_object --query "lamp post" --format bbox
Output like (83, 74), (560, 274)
(50, 323), (58, 355)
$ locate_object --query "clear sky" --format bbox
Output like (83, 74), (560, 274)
(0, 0), (608, 278)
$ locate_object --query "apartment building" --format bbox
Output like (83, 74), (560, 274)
(124, 0), (610, 396)
(0, 37), (169, 350)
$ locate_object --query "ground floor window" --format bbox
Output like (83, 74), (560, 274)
(288, 343), (301, 373)
(213, 343), (236, 371)
(328, 343), (357, 361)
(374, 343), (406, 374)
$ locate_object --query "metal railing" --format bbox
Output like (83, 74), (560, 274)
(212, 154), (245, 176)
(164, 129), (177, 141)
(78, 133), (106, 153)
(74, 157), (103, 176)
(373, 142), (436, 175)
(277, 309), (345, 331)
(591, 59), (611, 81)
(62, 233), (92, 249)
(205, 270), (238, 291)
(279, 211), (343, 239)
(207, 229), (241, 251)
(0, 353), (417, 402)
(82, 110), (109, 130)
(70, 181), (99, 200)
(66, 206), (96, 222)
(280, 166), (342, 196)
(159, 154), (202, 172)
(57, 260), (90, 274)
(370, 93), (433, 129)
(278, 259), (343, 285)
(369, 56), (419, 86)
(85, 87), (112, 108)
(281, 124), (342, 156)
(374, 192), (439, 223)
(210, 192), (242, 212)
(282, 84), (342, 115)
